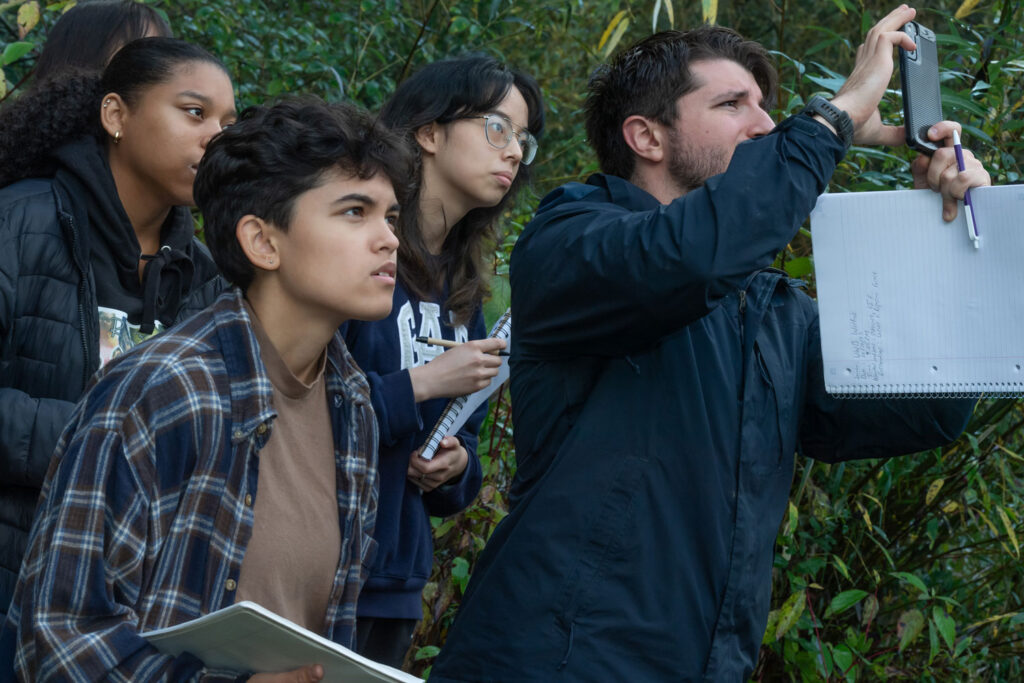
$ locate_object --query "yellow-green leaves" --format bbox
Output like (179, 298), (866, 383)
(898, 608), (925, 651)
(861, 593), (879, 626)
(16, 1), (39, 38)
(955, 0), (982, 20)
(773, 589), (806, 641)
(598, 10), (630, 59)
(997, 506), (1020, 557)
(977, 506), (1021, 558)
(652, 0), (674, 31)
(702, 0), (718, 25)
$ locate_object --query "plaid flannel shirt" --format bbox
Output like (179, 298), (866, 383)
(4, 289), (378, 681)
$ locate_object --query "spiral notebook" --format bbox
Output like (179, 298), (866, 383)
(419, 308), (512, 459)
(143, 601), (422, 681)
(810, 184), (1024, 397)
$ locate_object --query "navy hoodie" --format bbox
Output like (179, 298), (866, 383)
(342, 280), (485, 619)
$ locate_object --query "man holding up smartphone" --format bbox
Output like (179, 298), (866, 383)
(900, 20), (945, 154)
(429, 5), (991, 682)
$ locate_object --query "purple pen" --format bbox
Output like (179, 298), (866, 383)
(952, 129), (980, 249)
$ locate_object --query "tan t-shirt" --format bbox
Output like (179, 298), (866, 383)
(236, 302), (342, 632)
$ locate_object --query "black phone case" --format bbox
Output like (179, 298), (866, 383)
(899, 22), (943, 154)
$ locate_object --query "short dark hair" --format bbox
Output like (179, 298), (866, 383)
(585, 25), (778, 179)
(380, 53), (544, 325)
(33, 0), (173, 83)
(195, 97), (415, 291)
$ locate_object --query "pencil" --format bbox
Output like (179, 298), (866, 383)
(415, 336), (509, 357)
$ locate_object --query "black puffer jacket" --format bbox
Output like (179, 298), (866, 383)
(0, 140), (224, 620)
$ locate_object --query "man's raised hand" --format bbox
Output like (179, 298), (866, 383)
(831, 4), (918, 146)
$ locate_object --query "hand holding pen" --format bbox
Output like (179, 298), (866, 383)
(908, 121), (991, 233)
(407, 336), (507, 402)
(952, 129), (980, 249)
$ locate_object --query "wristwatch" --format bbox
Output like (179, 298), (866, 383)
(802, 95), (853, 150)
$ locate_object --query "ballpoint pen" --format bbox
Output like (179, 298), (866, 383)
(952, 129), (980, 249)
(415, 336), (510, 356)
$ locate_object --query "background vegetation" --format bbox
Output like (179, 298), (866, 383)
(3, 0), (1023, 679)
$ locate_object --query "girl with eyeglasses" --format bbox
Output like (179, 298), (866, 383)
(341, 53), (544, 667)
(0, 38), (235, 624)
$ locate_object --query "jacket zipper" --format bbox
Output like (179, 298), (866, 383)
(66, 213), (92, 387)
(738, 289), (747, 402)
(738, 290), (746, 341)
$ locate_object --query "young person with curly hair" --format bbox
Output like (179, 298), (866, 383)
(341, 53), (544, 668)
(2, 96), (412, 682)
(0, 37), (236, 622)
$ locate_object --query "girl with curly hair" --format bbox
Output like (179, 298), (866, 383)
(0, 37), (236, 621)
(341, 53), (544, 667)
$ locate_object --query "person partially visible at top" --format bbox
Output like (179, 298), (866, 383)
(0, 36), (236, 623)
(341, 53), (544, 668)
(30, 0), (172, 85)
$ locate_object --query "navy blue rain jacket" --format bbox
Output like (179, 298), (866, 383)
(429, 115), (972, 681)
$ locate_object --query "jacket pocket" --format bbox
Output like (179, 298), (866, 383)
(552, 454), (646, 654)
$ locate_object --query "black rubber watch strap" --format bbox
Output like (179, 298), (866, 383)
(803, 95), (854, 150)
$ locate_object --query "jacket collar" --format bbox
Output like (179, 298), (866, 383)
(585, 173), (663, 213)
(53, 137), (198, 333)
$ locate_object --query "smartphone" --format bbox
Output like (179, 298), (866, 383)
(899, 21), (943, 155)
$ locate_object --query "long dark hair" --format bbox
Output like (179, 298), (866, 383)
(380, 53), (544, 325)
(33, 0), (173, 83)
(0, 37), (227, 187)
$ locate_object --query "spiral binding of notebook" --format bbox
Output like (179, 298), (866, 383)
(419, 309), (512, 460)
(823, 384), (1022, 399)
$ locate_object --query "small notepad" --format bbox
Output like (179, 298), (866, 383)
(419, 309), (511, 459)
(810, 184), (1024, 397)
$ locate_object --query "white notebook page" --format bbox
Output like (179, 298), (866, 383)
(810, 184), (1024, 396)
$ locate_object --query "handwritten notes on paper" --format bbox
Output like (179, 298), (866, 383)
(810, 185), (1024, 397)
(845, 272), (883, 384)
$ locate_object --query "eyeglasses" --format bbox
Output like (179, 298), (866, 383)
(464, 114), (538, 165)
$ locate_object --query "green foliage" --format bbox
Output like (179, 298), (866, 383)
(756, 399), (1024, 680)
(3, 0), (1024, 679)
(757, 7), (1024, 678)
